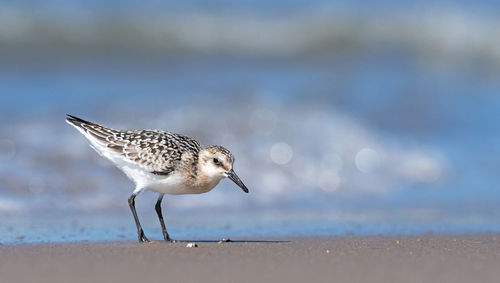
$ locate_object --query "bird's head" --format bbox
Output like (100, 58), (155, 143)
(198, 145), (249, 193)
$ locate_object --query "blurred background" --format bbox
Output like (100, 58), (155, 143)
(1, 0), (500, 243)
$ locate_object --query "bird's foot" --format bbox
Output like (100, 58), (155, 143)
(138, 230), (150, 243)
(164, 236), (176, 243)
(162, 232), (175, 243)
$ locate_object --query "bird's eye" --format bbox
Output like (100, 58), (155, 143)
(213, 158), (220, 164)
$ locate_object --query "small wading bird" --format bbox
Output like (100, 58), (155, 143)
(66, 115), (249, 242)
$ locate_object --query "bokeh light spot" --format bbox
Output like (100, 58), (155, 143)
(355, 148), (381, 173)
(270, 142), (293, 165)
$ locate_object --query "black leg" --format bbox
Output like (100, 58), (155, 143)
(128, 193), (149, 243)
(155, 193), (174, 242)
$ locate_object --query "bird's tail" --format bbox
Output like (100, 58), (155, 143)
(65, 114), (95, 129)
(65, 114), (115, 146)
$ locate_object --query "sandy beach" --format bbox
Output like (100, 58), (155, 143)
(1, 235), (499, 283)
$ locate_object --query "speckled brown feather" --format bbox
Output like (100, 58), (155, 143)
(66, 115), (201, 176)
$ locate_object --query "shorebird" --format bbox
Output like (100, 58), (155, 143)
(66, 114), (249, 242)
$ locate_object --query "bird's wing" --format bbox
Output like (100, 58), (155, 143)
(66, 114), (201, 175)
(117, 130), (201, 175)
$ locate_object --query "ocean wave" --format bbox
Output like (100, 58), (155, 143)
(0, 4), (499, 65)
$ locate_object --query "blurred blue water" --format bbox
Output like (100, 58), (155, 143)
(1, 1), (500, 243)
(1, 55), (500, 243)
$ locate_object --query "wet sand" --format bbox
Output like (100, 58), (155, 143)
(1, 235), (499, 283)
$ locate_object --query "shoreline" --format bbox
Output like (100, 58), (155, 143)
(1, 234), (500, 283)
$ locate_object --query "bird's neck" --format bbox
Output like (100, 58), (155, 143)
(191, 158), (224, 190)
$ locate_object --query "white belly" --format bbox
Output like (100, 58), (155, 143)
(119, 163), (211, 195)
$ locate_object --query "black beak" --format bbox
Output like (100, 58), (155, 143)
(227, 169), (249, 193)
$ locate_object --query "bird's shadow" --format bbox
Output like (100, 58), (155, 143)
(172, 239), (290, 243)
